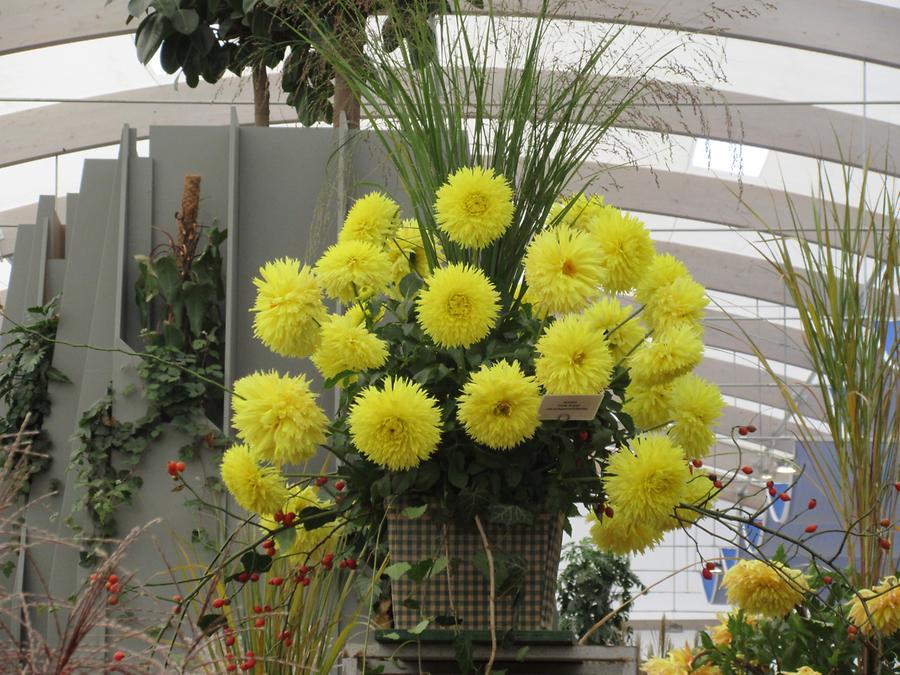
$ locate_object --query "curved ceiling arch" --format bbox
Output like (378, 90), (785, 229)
(1, 75), (897, 173)
(3, 0), (899, 67)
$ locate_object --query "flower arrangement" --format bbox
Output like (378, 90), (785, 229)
(219, 169), (725, 577)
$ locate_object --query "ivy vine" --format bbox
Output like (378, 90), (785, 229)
(70, 177), (229, 561)
(0, 295), (69, 490)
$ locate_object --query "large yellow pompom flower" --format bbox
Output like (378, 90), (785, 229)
(416, 263), (500, 348)
(581, 297), (646, 362)
(457, 360), (541, 450)
(315, 239), (392, 303)
(348, 377), (442, 470)
(523, 227), (604, 316)
(848, 576), (900, 635)
(722, 559), (809, 618)
(588, 510), (664, 555)
(434, 166), (514, 249)
(707, 612), (755, 647)
(604, 434), (690, 523)
(339, 191), (401, 245)
(784, 668), (823, 675)
(623, 378), (673, 429)
(259, 486), (338, 563)
(587, 208), (655, 293)
(668, 375), (724, 458)
(534, 314), (614, 394)
(311, 314), (388, 381)
(636, 254), (708, 332)
(628, 325), (704, 386)
(642, 645), (721, 675)
(251, 258), (326, 358)
(548, 194), (606, 231)
(221, 444), (289, 515)
(232, 371), (328, 465)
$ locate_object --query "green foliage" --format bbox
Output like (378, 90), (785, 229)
(556, 539), (643, 645)
(327, 291), (634, 536)
(300, 0), (657, 298)
(694, 566), (899, 674)
(126, 0), (445, 125)
(0, 295), (69, 487)
(70, 227), (228, 561)
(743, 162), (899, 586)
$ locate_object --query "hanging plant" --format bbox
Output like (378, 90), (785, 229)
(0, 295), (69, 489)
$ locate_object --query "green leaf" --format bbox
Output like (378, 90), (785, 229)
(171, 8), (200, 34)
(135, 12), (169, 64)
(401, 504), (428, 519)
(408, 618), (430, 635)
(486, 504), (534, 527)
(447, 451), (467, 489)
(383, 562), (412, 581)
(197, 613), (228, 634)
(381, 631), (401, 641)
(128, 0), (154, 16)
(240, 550), (273, 574)
(298, 505), (338, 530)
(515, 646), (529, 662)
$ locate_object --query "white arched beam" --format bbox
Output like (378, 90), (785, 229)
(504, 0), (900, 69)
(4, 0), (900, 67)
(2, 76), (897, 174)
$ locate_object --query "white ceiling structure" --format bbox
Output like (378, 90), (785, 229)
(1, 0), (898, 629)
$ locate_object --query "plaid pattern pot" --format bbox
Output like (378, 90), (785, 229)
(386, 507), (564, 631)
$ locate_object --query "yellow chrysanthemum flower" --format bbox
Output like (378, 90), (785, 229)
(232, 371), (328, 465)
(338, 191), (401, 245)
(669, 472), (719, 529)
(259, 486), (338, 563)
(636, 254), (708, 332)
(623, 378), (673, 429)
(604, 434), (690, 523)
(706, 612), (756, 648)
(848, 576), (900, 635)
(722, 559), (809, 618)
(784, 668), (823, 675)
(220, 444), (290, 515)
(588, 509), (664, 556)
(315, 239), (392, 303)
(628, 325), (704, 386)
(534, 314), (614, 395)
(523, 227), (604, 316)
(668, 375), (724, 458)
(416, 263), (500, 348)
(457, 360), (541, 450)
(643, 644), (722, 675)
(547, 194), (606, 231)
(587, 208), (655, 293)
(311, 314), (388, 381)
(434, 166), (514, 249)
(348, 377), (442, 470)
(388, 220), (431, 287)
(251, 258), (326, 358)
(581, 297), (646, 363)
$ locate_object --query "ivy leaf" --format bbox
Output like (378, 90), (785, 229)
(408, 618), (430, 635)
(486, 504), (533, 527)
(401, 504), (428, 519)
(297, 506), (338, 530)
(382, 562), (412, 581)
(197, 613), (228, 635)
(240, 550), (273, 575)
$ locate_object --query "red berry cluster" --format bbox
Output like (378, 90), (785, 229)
(273, 510), (296, 527)
(89, 572), (122, 605)
(339, 557), (358, 570)
(166, 460), (186, 479)
(212, 596), (231, 609)
(262, 539), (277, 558)
(701, 561), (716, 580)
(737, 424), (757, 436)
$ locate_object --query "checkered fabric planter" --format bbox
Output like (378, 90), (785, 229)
(387, 508), (564, 631)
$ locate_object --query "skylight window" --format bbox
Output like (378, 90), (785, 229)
(692, 139), (769, 177)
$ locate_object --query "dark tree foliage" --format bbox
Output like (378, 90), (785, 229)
(557, 539), (643, 645)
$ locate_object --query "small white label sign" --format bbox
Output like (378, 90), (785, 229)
(538, 394), (603, 421)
